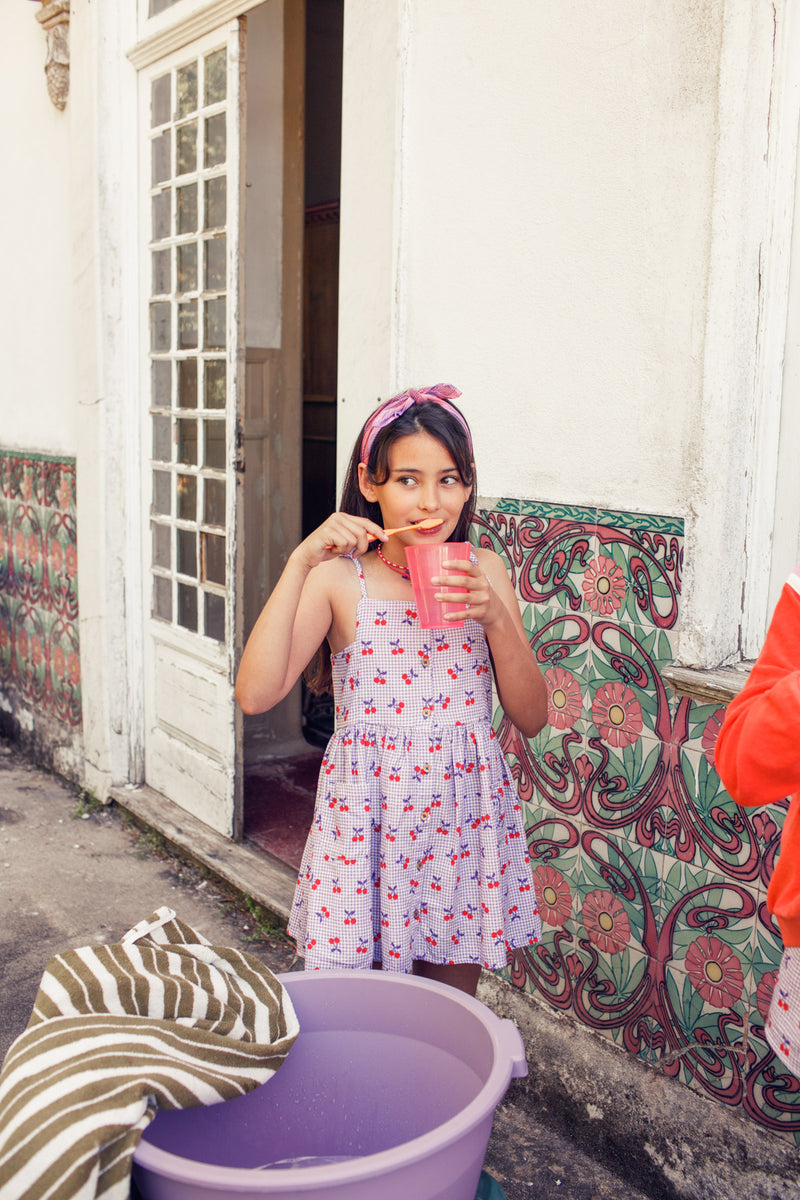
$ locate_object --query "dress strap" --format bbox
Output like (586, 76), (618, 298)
(343, 552), (368, 599)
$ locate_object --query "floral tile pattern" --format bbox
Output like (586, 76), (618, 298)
(0, 450), (81, 728)
(474, 499), (799, 1142)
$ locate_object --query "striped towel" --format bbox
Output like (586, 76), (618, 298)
(0, 908), (299, 1200)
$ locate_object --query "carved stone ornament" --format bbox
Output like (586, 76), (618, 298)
(34, 0), (70, 112)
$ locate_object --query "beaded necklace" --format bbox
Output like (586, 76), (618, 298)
(376, 543), (410, 580)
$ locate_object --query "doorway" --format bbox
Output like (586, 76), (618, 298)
(243, 0), (343, 869)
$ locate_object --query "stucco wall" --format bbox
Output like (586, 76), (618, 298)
(0, 5), (75, 457)
(337, 0), (794, 667)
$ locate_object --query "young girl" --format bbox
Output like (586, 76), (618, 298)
(236, 384), (547, 996)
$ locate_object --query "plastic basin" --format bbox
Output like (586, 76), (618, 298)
(132, 971), (526, 1200)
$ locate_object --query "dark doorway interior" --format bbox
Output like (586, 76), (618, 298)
(245, 0), (343, 867)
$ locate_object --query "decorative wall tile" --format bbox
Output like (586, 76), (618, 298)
(0, 450), (81, 729)
(476, 498), (799, 1143)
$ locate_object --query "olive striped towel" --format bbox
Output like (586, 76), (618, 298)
(0, 908), (299, 1200)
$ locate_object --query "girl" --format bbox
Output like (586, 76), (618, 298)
(236, 384), (547, 995)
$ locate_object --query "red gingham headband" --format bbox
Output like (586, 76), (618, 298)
(359, 384), (472, 464)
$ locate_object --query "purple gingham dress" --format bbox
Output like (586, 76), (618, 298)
(287, 555), (541, 972)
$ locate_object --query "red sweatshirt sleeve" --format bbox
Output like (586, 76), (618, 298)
(715, 574), (800, 809)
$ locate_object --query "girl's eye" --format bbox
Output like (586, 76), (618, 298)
(442, 474), (461, 486)
(398, 475), (418, 487)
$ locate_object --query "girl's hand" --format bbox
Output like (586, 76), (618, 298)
(294, 512), (386, 571)
(433, 547), (547, 738)
(432, 557), (502, 627)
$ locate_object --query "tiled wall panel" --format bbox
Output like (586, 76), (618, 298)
(476, 500), (795, 1142)
(0, 450), (81, 729)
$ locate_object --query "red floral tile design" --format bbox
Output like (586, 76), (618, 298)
(0, 451), (81, 728)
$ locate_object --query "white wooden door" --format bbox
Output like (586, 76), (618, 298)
(140, 22), (245, 837)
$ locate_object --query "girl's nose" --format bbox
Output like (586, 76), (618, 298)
(419, 482), (439, 510)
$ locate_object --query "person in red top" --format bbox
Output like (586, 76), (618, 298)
(715, 562), (800, 1074)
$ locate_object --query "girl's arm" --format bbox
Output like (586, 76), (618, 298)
(436, 548), (547, 738)
(235, 513), (385, 715)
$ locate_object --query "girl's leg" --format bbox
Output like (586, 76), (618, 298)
(412, 960), (481, 996)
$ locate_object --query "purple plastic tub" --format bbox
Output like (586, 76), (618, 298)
(132, 971), (526, 1200)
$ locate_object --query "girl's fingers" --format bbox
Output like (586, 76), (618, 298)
(303, 514), (384, 565)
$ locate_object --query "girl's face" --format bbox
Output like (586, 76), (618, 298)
(358, 430), (472, 541)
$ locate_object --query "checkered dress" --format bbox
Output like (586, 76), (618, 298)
(288, 555), (541, 972)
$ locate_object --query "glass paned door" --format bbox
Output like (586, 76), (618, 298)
(141, 22), (244, 838)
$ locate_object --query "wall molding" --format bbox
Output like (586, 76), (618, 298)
(127, 0), (263, 70)
(33, 0), (70, 112)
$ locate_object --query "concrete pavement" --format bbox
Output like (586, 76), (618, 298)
(0, 736), (655, 1200)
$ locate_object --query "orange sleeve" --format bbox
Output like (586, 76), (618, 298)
(715, 580), (800, 808)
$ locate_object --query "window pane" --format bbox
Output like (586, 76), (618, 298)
(177, 418), (198, 465)
(204, 592), (225, 642)
(205, 113), (226, 168)
(177, 242), (197, 293)
(204, 421), (226, 470)
(178, 301), (198, 349)
(152, 248), (171, 295)
(152, 522), (171, 569)
(177, 582), (198, 631)
(178, 359), (197, 409)
(205, 176), (226, 229)
(204, 360), (226, 408)
(203, 532), (225, 585)
(205, 297), (226, 350)
(205, 49), (227, 105)
(204, 478), (225, 526)
(176, 121), (197, 176)
(151, 74), (170, 128)
(152, 414), (171, 462)
(152, 470), (171, 516)
(153, 574), (172, 621)
(152, 359), (171, 407)
(148, 41), (230, 641)
(150, 0), (182, 16)
(152, 130), (171, 186)
(178, 529), (197, 578)
(150, 302), (171, 352)
(177, 62), (198, 118)
(177, 473), (196, 520)
(205, 236), (226, 291)
(177, 183), (198, 235)
(152, 191), (171, 241)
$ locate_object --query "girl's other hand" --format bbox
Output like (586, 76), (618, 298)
(295, 512), (386, 571)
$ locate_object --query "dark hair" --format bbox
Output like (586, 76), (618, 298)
(341, 399), (476, 537)
(304, 398), (477, 695)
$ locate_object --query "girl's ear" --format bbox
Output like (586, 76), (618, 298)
(358, 461), (379, 503)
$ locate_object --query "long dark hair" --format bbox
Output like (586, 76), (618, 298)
(305, 397), (477, 695)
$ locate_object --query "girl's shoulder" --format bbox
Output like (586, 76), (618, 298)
(471, 543), (507, 578)
(313, 553), (363, 591)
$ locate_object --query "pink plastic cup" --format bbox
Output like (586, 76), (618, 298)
(405, 542), (471, 629)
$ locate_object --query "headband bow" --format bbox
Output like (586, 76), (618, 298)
(359, 384), (471, 464)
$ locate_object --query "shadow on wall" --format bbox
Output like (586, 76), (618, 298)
(475, 498), (795, 1144)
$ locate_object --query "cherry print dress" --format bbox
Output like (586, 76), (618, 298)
(287, 554), (541, 972)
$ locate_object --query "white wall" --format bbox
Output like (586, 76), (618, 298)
(0, 5), (75, 455)
(338, 0), (795, 667)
